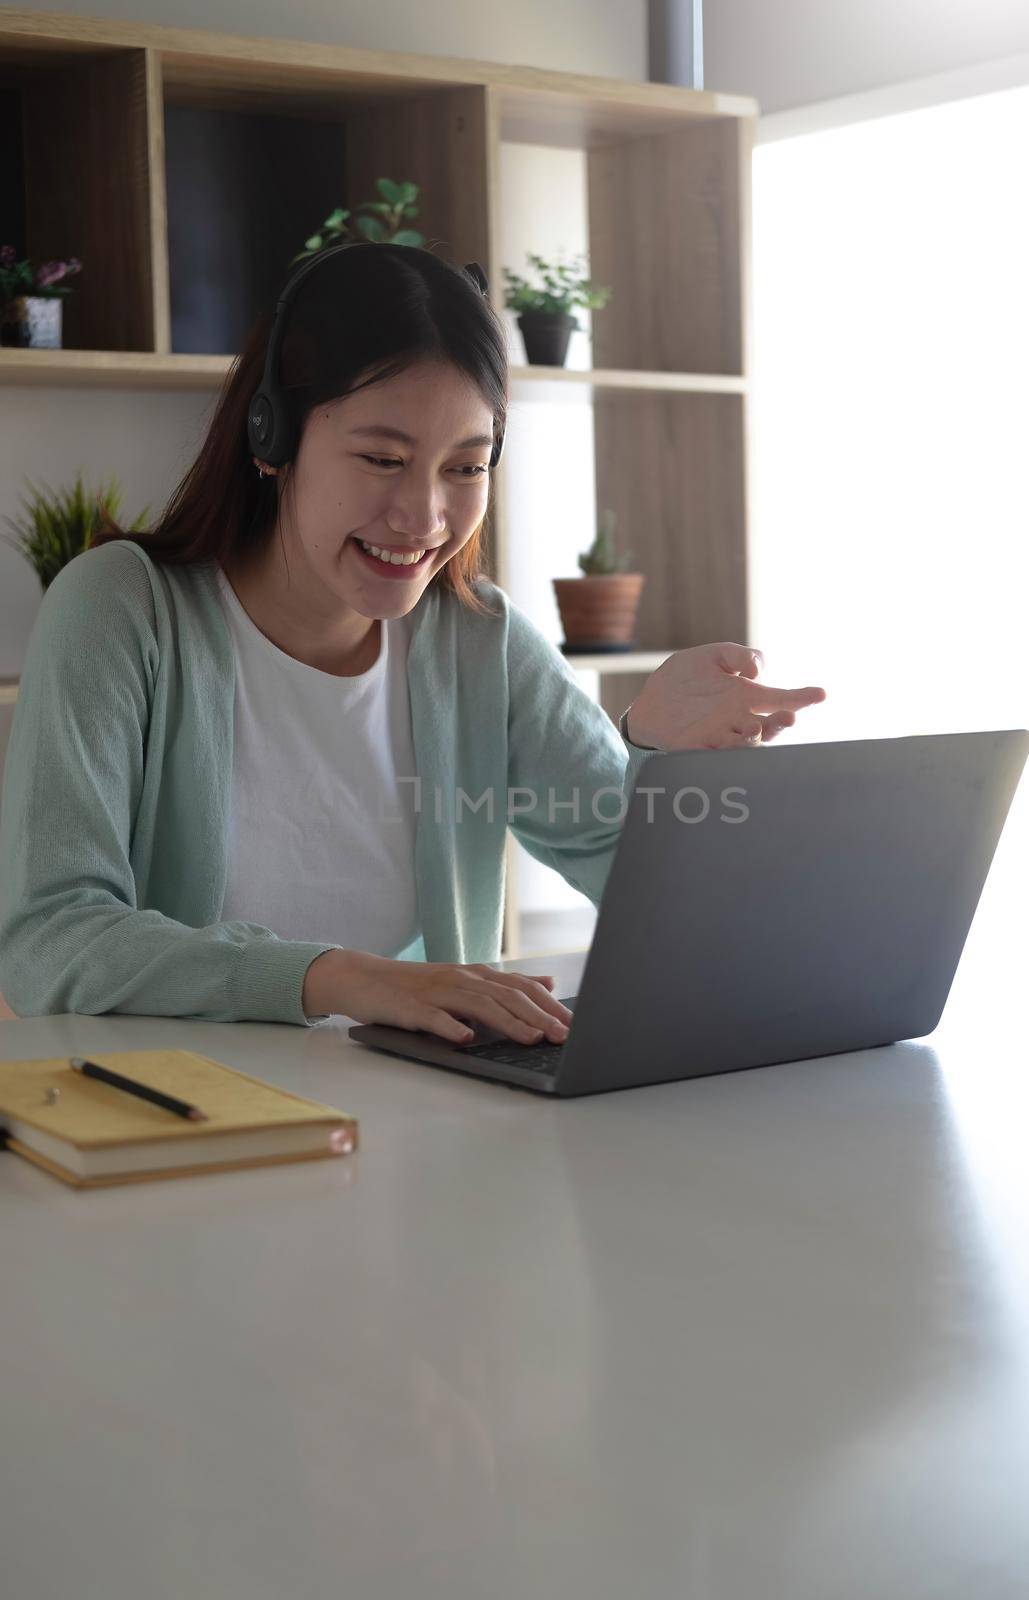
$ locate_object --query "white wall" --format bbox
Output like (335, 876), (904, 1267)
(0, 0), (647, 674)
(705, 0), (1029, 113)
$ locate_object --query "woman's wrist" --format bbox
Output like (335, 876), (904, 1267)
(302, 947), (358, 1019)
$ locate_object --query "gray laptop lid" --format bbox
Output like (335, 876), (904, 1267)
(555, 729), (1029, 1096)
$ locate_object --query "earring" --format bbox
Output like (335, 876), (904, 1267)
(253, 456), (277, 478)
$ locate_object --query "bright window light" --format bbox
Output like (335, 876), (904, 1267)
(750, 85), (1029, 1034)
(751, 83), (1029, 743)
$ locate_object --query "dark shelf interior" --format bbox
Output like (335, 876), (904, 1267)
(164, 104), (349, 355)
(0, 87), (26, 259)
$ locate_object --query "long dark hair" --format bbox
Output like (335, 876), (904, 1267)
(91, 242), (508, 615)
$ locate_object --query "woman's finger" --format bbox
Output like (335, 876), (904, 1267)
(479, 969), (570, 1019)
(441, 989), (564, 1045)
(760, 709), (796, 741)
(477, 975), (572, 1028)
(741, 683), (826, 712)
(506, 973), (572, 1021)
(417, 1005), (480, 1044)
(469, 964), (554, 991)
(460, 960), (572, 1024)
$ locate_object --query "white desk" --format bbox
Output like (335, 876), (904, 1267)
(2, 876), (1029, 1597)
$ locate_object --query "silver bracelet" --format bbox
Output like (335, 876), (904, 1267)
(618, 705), (661, 751)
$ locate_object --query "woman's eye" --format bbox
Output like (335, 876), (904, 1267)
(359, 455), (487, 478)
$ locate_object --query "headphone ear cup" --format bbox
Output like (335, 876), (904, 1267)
(247, 389), (294, 468)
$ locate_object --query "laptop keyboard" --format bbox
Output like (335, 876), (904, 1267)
(457, 1039), (565, 1075)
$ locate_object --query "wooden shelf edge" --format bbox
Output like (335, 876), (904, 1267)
(0, 349), (746, 395)
(0, 349), (235, 389)
(511, 366), (747, 393)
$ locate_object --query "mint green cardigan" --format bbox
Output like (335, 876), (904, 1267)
(0, 541), (656, 1026)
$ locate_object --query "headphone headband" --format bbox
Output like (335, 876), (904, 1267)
(247, 243), (505, 470)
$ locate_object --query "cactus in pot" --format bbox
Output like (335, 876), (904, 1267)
(553, 509), (645, 653)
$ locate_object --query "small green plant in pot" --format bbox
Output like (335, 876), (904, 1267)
(3, 470), (150, 591)
(503, 251), (612, 367)
(289, 179), (425, 267)
(553, 509), (646, 653)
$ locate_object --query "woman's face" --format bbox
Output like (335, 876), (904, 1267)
(278, 356), (496, 619)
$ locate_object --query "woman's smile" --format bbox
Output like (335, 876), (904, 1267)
(349, 536), (443, 577)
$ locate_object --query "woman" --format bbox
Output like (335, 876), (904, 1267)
(0, 242), (825, 1042)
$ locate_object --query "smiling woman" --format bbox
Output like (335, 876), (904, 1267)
(0, 240), (825, 1035)
(0, 242), (671, 1043)
(214, 356), (500, 675)
(90, 241), (507, 620)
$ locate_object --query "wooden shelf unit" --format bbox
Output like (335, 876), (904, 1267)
(0, 7), (758, 959)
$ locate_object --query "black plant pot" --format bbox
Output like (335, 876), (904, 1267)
(516, 310), (579, 367)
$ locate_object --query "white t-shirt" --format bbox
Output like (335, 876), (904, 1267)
(214, 566), (423, 959)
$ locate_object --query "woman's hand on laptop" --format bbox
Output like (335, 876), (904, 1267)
(626, 642), (826, 751)
(303, 950), (573, 1046)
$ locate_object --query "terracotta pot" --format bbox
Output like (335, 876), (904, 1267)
(552, 573), (646, 652)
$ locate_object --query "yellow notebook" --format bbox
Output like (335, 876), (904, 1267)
(0, 1050), (358, 1189)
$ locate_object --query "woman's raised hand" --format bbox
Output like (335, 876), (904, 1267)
(303, 950), (573, 1046)
(626, 642), (826, 751)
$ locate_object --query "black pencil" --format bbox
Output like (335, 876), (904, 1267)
(69, 1057), (209, 1121)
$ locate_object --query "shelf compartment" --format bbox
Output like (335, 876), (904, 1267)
(162, 98), (349, 355)
(0, 41), (160, 352)
(592, 386), (749, 723)
(589, 115), (752, 376)
(159, 61), (492, 356)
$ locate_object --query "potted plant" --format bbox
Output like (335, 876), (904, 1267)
(553, 509), (646, 653)
(503, 250), (612, 367)
(0, 245), (82, 349)
(2, 470), (149, 591)
(290, 178), (424, 266)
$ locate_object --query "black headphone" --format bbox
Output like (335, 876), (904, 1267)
(247, 241), (505, 470)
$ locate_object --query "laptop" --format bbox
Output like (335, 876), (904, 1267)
(348, 728), (1029, 1096)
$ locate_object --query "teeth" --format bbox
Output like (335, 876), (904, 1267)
(358, 540), (427, 567)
